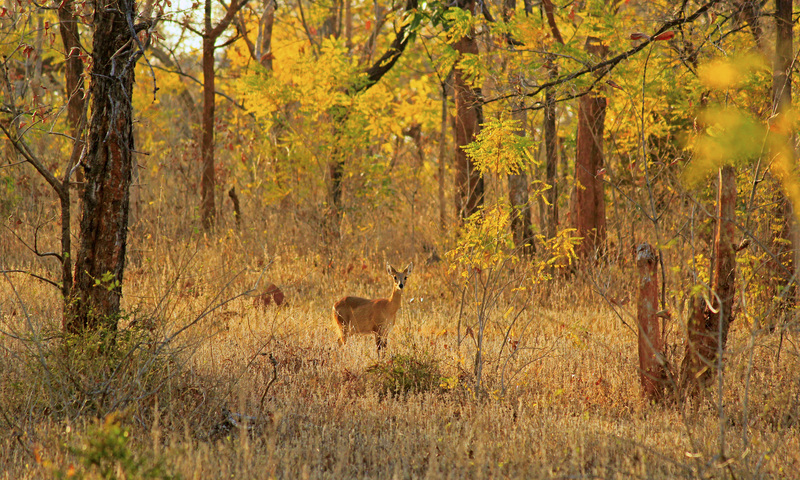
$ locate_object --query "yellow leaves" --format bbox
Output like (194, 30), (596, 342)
(443, 8), (475, 44)
(699, 54), (767, 90)
(685, 105), (800, 220)
(447, 203), (517, 274)
(464, 116), (537, 176)
(684, 108), (765, 186)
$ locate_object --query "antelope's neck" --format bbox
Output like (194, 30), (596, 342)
(389, 286), (403, 312)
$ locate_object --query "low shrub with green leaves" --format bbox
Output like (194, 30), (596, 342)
(366, 354), (445, 396)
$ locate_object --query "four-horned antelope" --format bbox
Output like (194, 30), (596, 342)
(333, 263), (413, 352)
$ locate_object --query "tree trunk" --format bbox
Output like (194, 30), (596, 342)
(680, 166), (737, 394)
(439, 75), (450, 231)
(201, 0), (217, 231)
(572, 37), (608, 259)
(258, 0), (276, 70)
(543, 68), (559, 240)
(503, 0), (533, 253)
(635, 243), (666, 401)
(541, 0), (563, 240)
(453, 1), (484, 221)
(508, 103), (533, 253)
(56, 0), (85, 305)
(57, 0), (85, 140)
(573, 93), (607, 258)
(772, 0), (795, 313)
(198, 0), (246, 232)
(66, 0), (141, 333)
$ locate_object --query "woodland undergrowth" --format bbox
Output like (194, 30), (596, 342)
(1, 195), (799, 479)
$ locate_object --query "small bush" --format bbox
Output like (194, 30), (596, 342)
(365, 354), (444, 396)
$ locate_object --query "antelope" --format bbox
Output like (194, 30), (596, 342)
(333, 262), (413, 352)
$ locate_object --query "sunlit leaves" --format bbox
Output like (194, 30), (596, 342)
(464, 116), (536, 176)
(442, 8), (474, 44)
(684, 108), (765, 186)
(447, 203), (517, 274)
(698, 54), (768, 90)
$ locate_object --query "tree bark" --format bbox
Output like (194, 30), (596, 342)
(572, 37), (608, 259)
(453, 0), (484, 221)
(508, 102), (533, 253)
(573, 93), (607, 258)
(66, 0), (143, 333)
(772, 0), (795, 312)
(200, 0), (248, 231)
(201, 31), (216, 231)
(543, 77), (559, 240)
(541, 0), (563, 240)
(635, 243), (666, 401)
(259, 0), (276, 70)
(680, 166), (737, 394)
(504, 0), (533, 253)
(56, 0), (86, 305)
(57, 0), (85, 141)
(439, 75), (450, 230)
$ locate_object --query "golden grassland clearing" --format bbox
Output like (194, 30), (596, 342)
(1, 228), (799, 479)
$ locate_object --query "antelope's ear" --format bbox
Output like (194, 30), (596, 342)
(387, 263), (395, 275)
(405, 263), (414, 274)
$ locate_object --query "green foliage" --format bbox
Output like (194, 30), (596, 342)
(366, 354), (444, 396)
(684, 108), (767, 186)
(61, 413), (175, 480)
(443, 8), (475, 44)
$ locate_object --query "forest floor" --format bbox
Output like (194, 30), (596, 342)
(1, 233), (799, 479)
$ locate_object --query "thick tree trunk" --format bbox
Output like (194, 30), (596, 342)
(573, 93), (607, 258)
(572, 37), (607, 259)
(635, 243), (666, 401)
(680, 166), (737, 394)
(452, 3), (484, 221)
(66, 0), (141, 333)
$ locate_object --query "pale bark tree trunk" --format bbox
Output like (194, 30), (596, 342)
(635, 243), (666, 401)
(680, 166), (737, 394)
(543, 78), (559, 239)
(453, 0), (484, 221)
(259, 0), (276, 70)
(66, 0), (146, 333)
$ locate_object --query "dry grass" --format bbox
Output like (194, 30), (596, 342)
(1, 203), (799, 479)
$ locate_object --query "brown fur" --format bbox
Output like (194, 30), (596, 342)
(333, 263), (413, 352)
